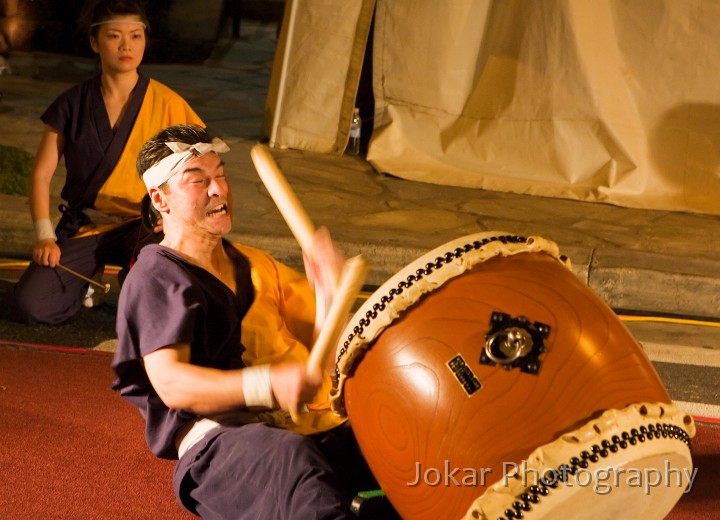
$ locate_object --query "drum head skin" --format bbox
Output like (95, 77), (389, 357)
(331, 233), (694, 520)
(467, 403), (695, 520)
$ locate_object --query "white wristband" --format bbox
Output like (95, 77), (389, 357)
(242, 364), (274, 409)
(34, 218), (57, 242)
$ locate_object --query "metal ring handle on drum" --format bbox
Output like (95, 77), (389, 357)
(484, 327), (534, 365)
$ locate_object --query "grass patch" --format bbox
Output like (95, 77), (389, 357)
(0, 145), (33, 196)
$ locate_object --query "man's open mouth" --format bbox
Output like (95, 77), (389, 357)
(207, 204), (228, 216)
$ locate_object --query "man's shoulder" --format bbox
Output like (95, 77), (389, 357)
(135, 242), (167, 262)
(120, 245), (194, 308)
(128, 244), (185, 280)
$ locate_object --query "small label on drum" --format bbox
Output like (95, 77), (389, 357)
(447, 355), (482, 396)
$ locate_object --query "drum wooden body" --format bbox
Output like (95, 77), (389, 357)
(331, 233), (694, 520)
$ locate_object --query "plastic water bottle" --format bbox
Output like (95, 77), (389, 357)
(348, 107), (361, 155)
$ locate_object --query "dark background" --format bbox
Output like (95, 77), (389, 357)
(18, 0), (286, 64)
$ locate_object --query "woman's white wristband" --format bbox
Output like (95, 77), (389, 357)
(34, 218), (57, 242)
(242, 364), (274, 409)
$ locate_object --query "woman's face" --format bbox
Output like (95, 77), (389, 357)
(89, 15), (146, 74)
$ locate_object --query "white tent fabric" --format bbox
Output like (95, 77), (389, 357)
(265, 0), (720, 215)
(264, 0), (375, 153)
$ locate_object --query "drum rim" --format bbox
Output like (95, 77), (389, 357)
(463, 401), (696, 520)
(330, 231), (571, 415)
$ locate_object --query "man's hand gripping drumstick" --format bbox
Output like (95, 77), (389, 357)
(250, 144), (368, 422)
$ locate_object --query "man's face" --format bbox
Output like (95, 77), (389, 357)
(161, 152), (233, 238)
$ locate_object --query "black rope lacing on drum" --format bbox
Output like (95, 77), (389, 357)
(470, 423), (692, 520)
(333, 235), (528, 383)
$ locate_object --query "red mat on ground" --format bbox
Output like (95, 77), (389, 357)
(0, 343), (717, 519)
(0, 344), (193, 520)
(665, 419), (719, 520)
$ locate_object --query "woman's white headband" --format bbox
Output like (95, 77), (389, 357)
(90, 20), (147, 29)
(142, 138), (230, 189)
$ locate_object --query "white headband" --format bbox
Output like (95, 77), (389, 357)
(142, 138), (231, 189)
(90, 20), (147, 29)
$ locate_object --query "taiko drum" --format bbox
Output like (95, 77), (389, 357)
(331, 233), (691, 520)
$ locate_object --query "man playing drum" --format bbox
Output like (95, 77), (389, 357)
(111, 124), (382, 519)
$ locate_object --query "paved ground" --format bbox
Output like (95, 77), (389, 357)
(0, 20), (718, 418)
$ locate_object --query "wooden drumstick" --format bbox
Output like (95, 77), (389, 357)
(249, 143), (368, 423)
(56, 263), (111, 294)
(250, 143), (316, 253)
(306, 255), (368, 376)
(250, 144), (369, 363)
(250, 142), (338, 326)
(290, 255), (367, 425)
